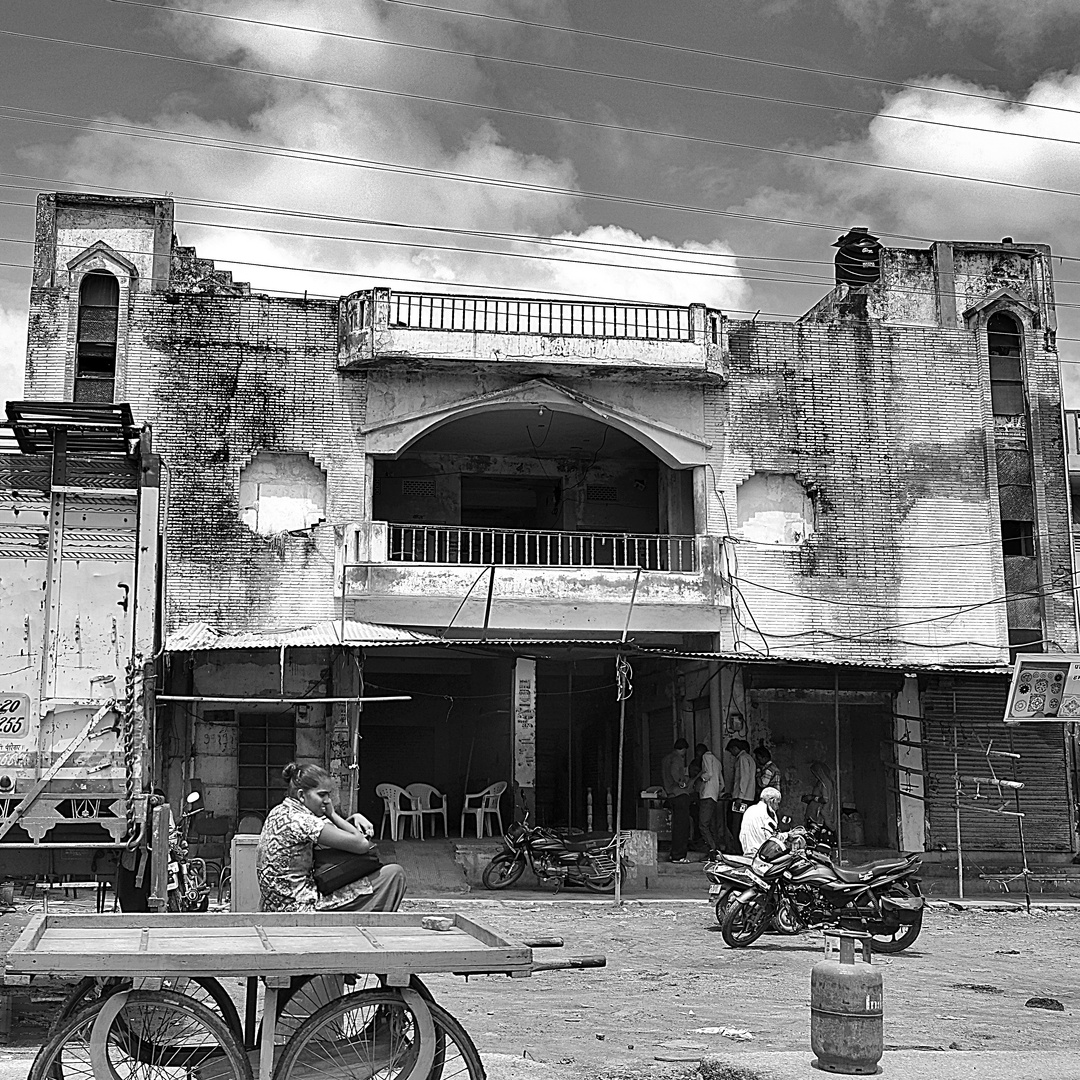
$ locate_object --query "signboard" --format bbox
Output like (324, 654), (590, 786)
(513, 658), (536, 788)
(1003, 655), (1080, 722)
(0, 694), (33, 767)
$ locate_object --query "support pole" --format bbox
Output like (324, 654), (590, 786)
(615, 691), (626, 907)
(954, 719), (964, 900)
(834, 670), (843, 864)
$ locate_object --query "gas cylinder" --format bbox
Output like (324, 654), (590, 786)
(810, 931), (883, 1075)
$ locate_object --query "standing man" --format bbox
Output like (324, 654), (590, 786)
(661, 738), (692, 863)
(694, 742), (726, 855)
(727, 739), (757, 845)
(754, 744), (781, 796)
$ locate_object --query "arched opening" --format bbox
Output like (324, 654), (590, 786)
(987, 311), (1024, 425)
(371, 407), (698, 570)
(75, 270), (119, 402)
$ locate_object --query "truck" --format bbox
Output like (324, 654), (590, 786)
(0, 401), (161, 883)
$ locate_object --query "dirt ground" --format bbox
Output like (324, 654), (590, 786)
(2, 898), (1078, 1071)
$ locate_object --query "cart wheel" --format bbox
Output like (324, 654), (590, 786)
(271, 974), (437, 1043)
(272, 988), (483, 1080)
(51, 975), (244, 1041)
(31, 988), (252, 1080)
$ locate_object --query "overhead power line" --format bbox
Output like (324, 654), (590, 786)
(111, 0), (1080, 123)
(2, 102), (1080, 242)
(7, 188), (1080, 313)
(7, 25), (1080, 157)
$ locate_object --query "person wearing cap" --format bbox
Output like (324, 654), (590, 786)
(740, 787), (783, 857)
(660, 738), (692, 863)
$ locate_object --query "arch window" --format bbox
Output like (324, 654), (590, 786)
(74, 271), (119, 402)
(987, 312), (1024, 421)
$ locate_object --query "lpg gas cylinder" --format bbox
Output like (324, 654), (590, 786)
(810, 931), (882, 1075)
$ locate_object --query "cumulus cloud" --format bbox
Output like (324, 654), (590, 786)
(19, 0), (747, 311)
(730, 67), (1080, 401)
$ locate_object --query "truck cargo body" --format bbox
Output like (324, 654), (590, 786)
(0, 403), (160, 877)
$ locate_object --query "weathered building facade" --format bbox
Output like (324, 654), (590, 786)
(13, 192), (1079, 865)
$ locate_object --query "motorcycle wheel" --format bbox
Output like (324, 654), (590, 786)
(482, 852), (526, 890)
(721, 894), (773, 948)
(771, 898), (801, 935)
(869, 882), (923, 954)
(583, 866), (625, 894)
(166, 890), (182, 912)
(713, 892), (734, 925)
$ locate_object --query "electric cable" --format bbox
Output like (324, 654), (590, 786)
(2, 100), (1080, 230)
(112, 0), (1080, 124)
(6, 24), (1080, 159)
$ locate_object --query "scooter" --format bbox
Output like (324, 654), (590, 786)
(482, 809), (628, 893)
(167, 791), (210, 913)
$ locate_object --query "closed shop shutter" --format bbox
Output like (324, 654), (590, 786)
(922, 676), (1072, 853)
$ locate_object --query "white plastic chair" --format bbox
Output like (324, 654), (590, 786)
(459, 781), (507, 837)
(404, 783), (449, 840)
(376, 783), (424, 840)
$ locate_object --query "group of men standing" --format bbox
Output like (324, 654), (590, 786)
(660, 737), (780, 862)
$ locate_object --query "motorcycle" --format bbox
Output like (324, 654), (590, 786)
(705, 821), (835, 931)
(167, 791), (210, 913)
(720, 828), (924, 953)
(482, 810), (629, 893)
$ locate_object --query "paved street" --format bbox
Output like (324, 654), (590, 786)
(2, 896), (1078, 1079)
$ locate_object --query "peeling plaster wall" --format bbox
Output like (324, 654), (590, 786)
(706, 308), (1074, 666)
(19, 204), (1075, 666)
(120, 293), (365, 634)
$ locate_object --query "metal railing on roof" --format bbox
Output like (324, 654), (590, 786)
(389, 292), (693, 341)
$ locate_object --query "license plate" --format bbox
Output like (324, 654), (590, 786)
(708, 885), (721, 898)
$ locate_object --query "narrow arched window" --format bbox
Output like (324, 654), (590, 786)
(74, 270), (119, 402)
(988, 311), (1024, 420)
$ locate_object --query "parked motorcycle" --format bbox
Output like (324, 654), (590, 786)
(705, 822), (836, 929)
(167, 791), (210, 913)
(482, 811), (628, 893)
(720, 828), (924, 953)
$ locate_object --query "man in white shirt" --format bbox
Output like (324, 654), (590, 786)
(694, 742), (727, 855)
(726, 738), (757, 844)
(740, 787), (782, 857)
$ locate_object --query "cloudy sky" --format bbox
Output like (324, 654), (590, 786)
(3, 0), (1080, 403)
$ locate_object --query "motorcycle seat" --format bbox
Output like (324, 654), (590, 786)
(831, 857), (913, 883)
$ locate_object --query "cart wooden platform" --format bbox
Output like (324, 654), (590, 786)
(6, 913), (590, 1080)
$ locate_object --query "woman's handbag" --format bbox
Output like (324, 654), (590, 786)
(312, 844), (382, 895)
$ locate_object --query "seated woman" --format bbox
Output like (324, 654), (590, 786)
(257, 762), (406, 913)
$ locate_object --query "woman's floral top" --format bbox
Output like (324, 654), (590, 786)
(256, 796), (373, 912)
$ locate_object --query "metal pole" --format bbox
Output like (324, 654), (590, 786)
(615, 691), (626, 907)
(954, 722), (964, 900)
(1015, 787), (1031, 915)
(1010, 729), (1031, 915)
(834, 670), (843, 864)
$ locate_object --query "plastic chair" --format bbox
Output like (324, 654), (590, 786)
(376, 783), (424, 840)
(236, 813), (264, 835)
(405, 783), (449, 839)
(459, 781), (507, 837)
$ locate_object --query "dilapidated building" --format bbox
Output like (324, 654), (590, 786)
(8, 193), (1078, 874)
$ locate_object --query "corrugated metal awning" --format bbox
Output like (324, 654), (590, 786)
(165, 619), (443, 651)
(631, 646), (1010, 675)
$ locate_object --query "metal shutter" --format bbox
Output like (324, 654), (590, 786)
(922, 676), (1072, 853)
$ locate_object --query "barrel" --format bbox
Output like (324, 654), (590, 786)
(810, 932), (883, 1075)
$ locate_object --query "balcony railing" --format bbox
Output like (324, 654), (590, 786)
(386, 524), (698, 572)
(390, 292), (693, 341)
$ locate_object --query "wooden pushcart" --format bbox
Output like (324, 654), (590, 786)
(6, 912), (601, 1080)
